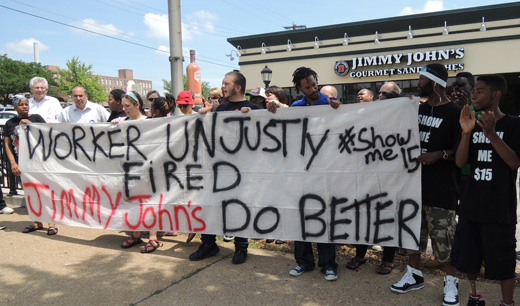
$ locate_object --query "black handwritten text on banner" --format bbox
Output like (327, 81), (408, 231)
(20, 97), (422, 249)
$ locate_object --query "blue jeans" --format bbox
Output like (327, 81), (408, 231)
(294, 241), (338, 271)
(201, 234), (249, 249)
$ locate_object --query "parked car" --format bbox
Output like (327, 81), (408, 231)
(0, 106), (15, 112)
(0, 111), (17, 126)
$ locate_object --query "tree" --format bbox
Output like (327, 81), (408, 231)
(57, 57), (107, 103)
(162, 75), (211, 100)
(0, 54), (57, 104)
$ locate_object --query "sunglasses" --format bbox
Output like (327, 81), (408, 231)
(147, 97), (157, 102)
(178, 104), (190, 108)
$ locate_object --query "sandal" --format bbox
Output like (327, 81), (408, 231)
(346, 257), (367, 270)
(47, 227), (59, 235)
(23, 224), (44, 233)
(376, 262), (394, 275)
(141, 240), (162, 253)
(121, 236), (143, 248)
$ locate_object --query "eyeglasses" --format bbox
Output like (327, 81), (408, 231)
(379, 91), (389, 96)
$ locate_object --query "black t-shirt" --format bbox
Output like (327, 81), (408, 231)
(418, 101), (461, 209)
(4, 114), (46, 157)
(107, 110), (127, 122)
(458, 114), (520, 224)
(216, 100), (262, 112)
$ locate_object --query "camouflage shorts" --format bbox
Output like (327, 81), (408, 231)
(406, 205), (456, 263)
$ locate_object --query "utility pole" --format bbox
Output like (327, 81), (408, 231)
(168, 0), (183, 98)
(283, 23), (306, 30)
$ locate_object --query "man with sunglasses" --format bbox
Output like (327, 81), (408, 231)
(378, 81), (401, 100)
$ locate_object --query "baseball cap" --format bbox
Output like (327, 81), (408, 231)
(246, 87), (266, 98)
(176, 90), (194, 105)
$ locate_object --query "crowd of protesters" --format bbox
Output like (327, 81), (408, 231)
(1, 65), (518, 306)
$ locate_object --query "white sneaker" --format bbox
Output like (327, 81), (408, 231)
(390, 265), (424, 293)
(0, 207), (14, 214)
(443, 275), (459, 306)
(372, 245), (383, 251)
(223, 236), (234, 242)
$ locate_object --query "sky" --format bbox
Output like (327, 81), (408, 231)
(0, 0), (515, 95)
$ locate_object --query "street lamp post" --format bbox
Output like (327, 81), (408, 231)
(261, 65), (272, 89)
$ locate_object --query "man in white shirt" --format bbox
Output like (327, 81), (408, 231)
(28, 77), (63, 123)
(58, 86), (109, 123)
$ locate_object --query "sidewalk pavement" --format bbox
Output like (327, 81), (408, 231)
(0, 198), (515, 306)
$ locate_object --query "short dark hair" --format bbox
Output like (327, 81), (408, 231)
(265, 85), (287, 104)
(455, 72), (475, 86)
(292, 67), (318, 92)
(110, 89), (126, 102)
(225, 71), (246, 94)
(477, 74), (507, 100)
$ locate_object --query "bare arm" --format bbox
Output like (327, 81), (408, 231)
(4, 136), (20, 176)
(455, 105), (474, 168)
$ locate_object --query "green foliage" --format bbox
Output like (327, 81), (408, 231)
(57, 56), (107, 103)
(162, 75), (211, 100)
(0, 54), (56, 104)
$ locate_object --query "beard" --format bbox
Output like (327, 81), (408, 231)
(225, 86), (238, 100)
(418, 82), (432, 98)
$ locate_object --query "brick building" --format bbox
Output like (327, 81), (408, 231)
(95, 69), (152, 99)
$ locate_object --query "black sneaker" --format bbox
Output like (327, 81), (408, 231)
(467, 293), (485, 306)
(232, 247), (247, 264)
(189, 243), (220, 261)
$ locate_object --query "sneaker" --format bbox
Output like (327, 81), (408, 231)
(372, 245), (383, 251)
(189, 243), (220, 261)
(289, 265), (308, 277)
(443, 275), (459, 306)
(323, 268), (338, 281)
(223, 236), (234, 242)
(390, 265), (424, 293)
(0, 207), (14, 214)
(467, 293), (485, 306)
(232, 247), (247, 264)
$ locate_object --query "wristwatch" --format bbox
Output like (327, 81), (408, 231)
(442, 150), (449, 160)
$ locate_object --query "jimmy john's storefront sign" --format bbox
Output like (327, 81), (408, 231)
(335, 47), (465, 78)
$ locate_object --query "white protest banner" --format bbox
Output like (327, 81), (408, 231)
(19, 97), (422, 249)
